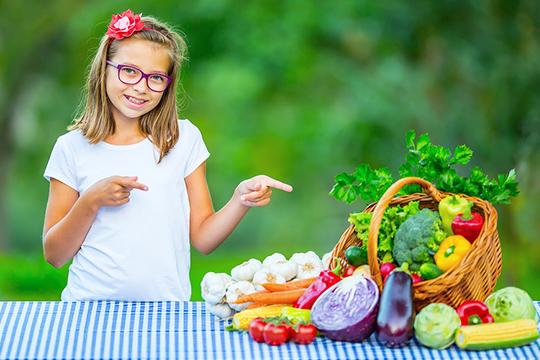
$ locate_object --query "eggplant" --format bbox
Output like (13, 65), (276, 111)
(376, 269), (414, 348)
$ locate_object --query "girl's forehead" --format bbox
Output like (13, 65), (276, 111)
(111, 38), (171, 73)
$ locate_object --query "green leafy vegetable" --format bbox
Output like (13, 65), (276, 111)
(330, 130), (520, 205)
(348, 201), (420, 264)
(330, 165), (394, 205)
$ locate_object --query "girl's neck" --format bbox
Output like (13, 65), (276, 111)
(104, 120), (146, 145)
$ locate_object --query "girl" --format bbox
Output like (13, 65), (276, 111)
(42, 10), (292, 302)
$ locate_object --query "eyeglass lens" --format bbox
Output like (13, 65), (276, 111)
(118, 66), (169, 92)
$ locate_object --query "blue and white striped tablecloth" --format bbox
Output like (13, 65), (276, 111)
(0, 301), (539, 359)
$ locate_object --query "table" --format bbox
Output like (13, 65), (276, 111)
(0, 301), (538, 359)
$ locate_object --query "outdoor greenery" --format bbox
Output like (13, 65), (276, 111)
(1, 0), (539, 302)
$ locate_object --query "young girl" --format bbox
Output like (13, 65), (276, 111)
(42, 10), (292, 302)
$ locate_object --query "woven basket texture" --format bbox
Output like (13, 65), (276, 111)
(330, 177), (502, 312)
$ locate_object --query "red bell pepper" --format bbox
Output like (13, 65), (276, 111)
(451, 201), (484, 243)
(293, 269), (341, 309)
(456, 300), (494, 326)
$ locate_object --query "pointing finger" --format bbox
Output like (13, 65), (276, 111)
(258, 176), (293, 192)
(118, 176), (148, 191)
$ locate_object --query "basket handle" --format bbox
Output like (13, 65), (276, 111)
(368, 177), (443, 289)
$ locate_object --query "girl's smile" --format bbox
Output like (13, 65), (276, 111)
(125, 94), (148, 108)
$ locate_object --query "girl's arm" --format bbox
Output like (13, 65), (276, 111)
(42, 176), (148, 268)
(186, 162), (293, 255)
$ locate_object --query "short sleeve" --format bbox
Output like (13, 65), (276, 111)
(178, 120), (210, 177)
(43, 134), (79, 191)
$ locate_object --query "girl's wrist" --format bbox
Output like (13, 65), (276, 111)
(233, 187), (252, 210)
(78, 190), (102, 215)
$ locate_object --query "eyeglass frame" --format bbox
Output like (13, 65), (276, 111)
(106, 60), (172, 93)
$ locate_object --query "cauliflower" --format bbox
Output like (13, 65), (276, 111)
(392, 208), (447, 272)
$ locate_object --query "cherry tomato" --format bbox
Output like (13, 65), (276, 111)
(291, 323), (317, 345)
(263, 322), (291, 346)
(280, 322), (293, 341)
(344, 265), (357, 277)
(248, 317), (267, 343)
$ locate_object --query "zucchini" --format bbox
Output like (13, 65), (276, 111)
(419, 263), (445, 280)
(455, 318), (539, 350)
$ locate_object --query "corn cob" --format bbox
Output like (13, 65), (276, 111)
(230, 304), (289, 331)
(455, 318), (539, 350)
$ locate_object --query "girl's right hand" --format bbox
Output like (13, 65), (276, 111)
(83, 175), (148, 210)
(42, 175), (147, 268)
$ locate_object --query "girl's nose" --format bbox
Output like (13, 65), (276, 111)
(132, 78), (149, 93)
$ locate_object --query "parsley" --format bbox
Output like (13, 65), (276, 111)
(330, 130), (519, 205)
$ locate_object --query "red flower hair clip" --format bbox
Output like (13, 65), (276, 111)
(106, 9), (146, 39)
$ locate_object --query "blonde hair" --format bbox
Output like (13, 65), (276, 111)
(70, 15), (188, 163)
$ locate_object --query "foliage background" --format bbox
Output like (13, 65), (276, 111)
(0, 0), (539, 302)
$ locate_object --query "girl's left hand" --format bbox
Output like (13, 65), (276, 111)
(237, 175), (293, 207)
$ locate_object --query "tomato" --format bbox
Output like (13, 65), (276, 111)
(263, 322), (291, 346)
(344, 265), (357, 277)
(248, 317), (267, 343)
(280, 322), (293, 341)
(291, 323), (317, 345)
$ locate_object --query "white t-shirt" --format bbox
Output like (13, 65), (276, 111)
(44, 119), (210, 301)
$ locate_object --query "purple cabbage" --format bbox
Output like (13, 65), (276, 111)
(311, 275), (380, 342)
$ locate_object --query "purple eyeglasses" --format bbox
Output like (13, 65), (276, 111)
(106, 61), (172, 92)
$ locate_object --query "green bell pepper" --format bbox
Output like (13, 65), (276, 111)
(438, 195), (469, 236)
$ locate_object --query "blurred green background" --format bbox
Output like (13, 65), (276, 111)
(0, 0), (539, 302)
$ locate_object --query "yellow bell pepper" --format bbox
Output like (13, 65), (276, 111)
(433, 235), (471, 272)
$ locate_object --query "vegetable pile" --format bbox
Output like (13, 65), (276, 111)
(200, 131), (539, 352)
(332, 130), (520, 286)
(414, 287), (539, 350)
(201, 251), (330, 321)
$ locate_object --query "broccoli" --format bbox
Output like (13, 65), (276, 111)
(392, 208), (447, 272)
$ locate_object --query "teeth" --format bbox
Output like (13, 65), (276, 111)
(128, 96), (145, 104)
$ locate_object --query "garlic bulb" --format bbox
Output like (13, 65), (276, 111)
(267, 259), (298, 281)
(200, 272), (235, 305)
(262, 253), (287, 267)
(252, 267), (287, 286)
(225, 281), (258, 312)
(230, 258), (263, 282)
(206, 302), (236, 319)
(291, 251), (324, 279)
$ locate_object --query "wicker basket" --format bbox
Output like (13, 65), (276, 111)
(330, 177), (502, 312)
